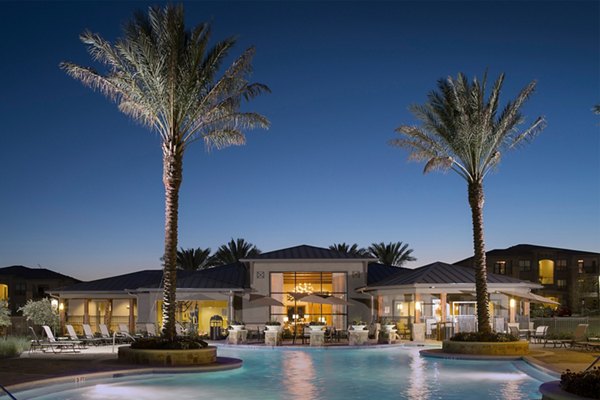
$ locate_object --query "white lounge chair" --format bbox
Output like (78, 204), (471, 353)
(66, 324), (103, 346)
(42, 325), (81, 353)
(145, 323), (158, 337)
(83, 323), (110, 345)
(118, 323), (136, 342)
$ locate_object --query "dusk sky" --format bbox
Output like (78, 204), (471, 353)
(1, 1), (598, 282)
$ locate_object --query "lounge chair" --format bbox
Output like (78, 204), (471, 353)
(28, 326), (45, 353)
(117, 323), (136, 342)
(83, 323), (110, 345)
(175, 323), (187, 337)
(41, 325), (81, 353)
(66, 324), (103, 346)
(530, 325), (549, 343)
(145, 323), (158, 337)
(570, 324), (590, 350)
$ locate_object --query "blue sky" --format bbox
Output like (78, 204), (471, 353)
(1, 1), (598, 281)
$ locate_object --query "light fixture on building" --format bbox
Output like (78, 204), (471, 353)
(509, 298), (516, 309)
(415, 301), (422, 311)
(397, 303), (403, 311)
(293, 282), (314, 294)
(283, 316), (289, 322)
(58, 302), (64, 311)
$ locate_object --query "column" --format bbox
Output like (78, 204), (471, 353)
(228, 291), (234, 323)
(129, 298), (136, 334)
(83, 298), (90, 325)
(509, 298), (516, 323)
(440, 293), (447, 323)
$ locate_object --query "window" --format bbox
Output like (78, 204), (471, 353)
(578, 260), (584, 274)
(556, 279), (567, 288)
(518, 260), (531, 272)
(15, 282), (26, 295)
(494, 261), (507, 275)
(539, 259), (555, 285)
(556, 260), (567, 271)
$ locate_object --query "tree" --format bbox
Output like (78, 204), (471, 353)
(367, 242), (416, 267)
(61, 5), (269, 340)
(593, 105), (600, 115)
(177, 247), (212, 270)
(391, 72), (545, 334)
(18, 299), (59, 332)
(0, 301), (11, 334)
(329, 243), (369, 257)
(210, 238), (261, 265)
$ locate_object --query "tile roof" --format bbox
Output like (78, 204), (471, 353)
(245, 245), (376, 260)
(0, 265), (79, 282)
(55, 262), (249, 292)
(369, 261), (527, 287)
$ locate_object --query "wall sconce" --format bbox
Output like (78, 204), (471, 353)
(304, 314), (309, 320)
(59, 302), (64, 311)
(283, 316), (289, 322)
(415, 301), (422, 312)
(509, 298), (516, 309)
(396, 303), (403, 311)
(292, 314), (298, 320)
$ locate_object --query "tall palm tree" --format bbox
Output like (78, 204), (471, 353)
(391, 72), (544, 334)
(329, 243), (369, 257)
(210, 238), (261, 265)
(177, 247), (212, 271)
(60, 5), (269, 340)
(593, 105), (600, 115)
(367, 242), (416, 267)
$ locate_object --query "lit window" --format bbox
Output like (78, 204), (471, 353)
(556, 279), (567, 288)
(539, 260), (555, 285)
(518, 260), (531, 272)
(578, 260), (584, 274)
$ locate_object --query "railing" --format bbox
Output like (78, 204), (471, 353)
(0, 384), (18, 400)
(532, 317), (591, 335)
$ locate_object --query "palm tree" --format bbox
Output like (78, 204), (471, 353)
(177, 247), (212, 271)
(367, 242), (416, 267)
(60, 5), (269, 340)
(210, 238), (261, 265)
(593, 105), (600, 115)
(329, 243), (368, 257)
(391, 72), (545, 334)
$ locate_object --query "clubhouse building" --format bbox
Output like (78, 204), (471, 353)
(49, 245), (555, 338)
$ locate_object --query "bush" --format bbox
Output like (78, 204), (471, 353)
(0, 336), (30, 358)
(130, 337), (208, 350)
(265, 321), (281, 326)
(561, 367), (600, 399)
(309, 321), (325, 326)
(450, 331), (518, 342)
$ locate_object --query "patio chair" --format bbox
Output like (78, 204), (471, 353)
(145, 323), (158, 337)
(41, 325), (81, 353)
(530, 325), (548, 343)
(28, 326), (45, 353)
(67, 324), (104, 346)
(83, 324), (110, 345)
(175, 323), (187, 337)
(117, 323), (136, 342)
(570, 324), (590, 350)
(508, 325), (522, 339)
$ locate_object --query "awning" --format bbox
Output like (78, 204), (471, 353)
(501, 291), (560, 305)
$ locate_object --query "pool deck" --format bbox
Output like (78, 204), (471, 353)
(1, 341), (598, 390)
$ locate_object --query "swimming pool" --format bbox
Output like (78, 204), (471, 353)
(9, 346), (556, 400)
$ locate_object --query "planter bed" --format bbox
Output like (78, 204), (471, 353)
(442, 340), (529, 356)
(118, 346), (217, 366)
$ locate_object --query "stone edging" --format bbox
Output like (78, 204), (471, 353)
(442, 340), (529, 356)
(7, 356), (242, 393)
(539, 381), (597, 400)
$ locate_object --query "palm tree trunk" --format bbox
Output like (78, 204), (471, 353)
(161, 142), (183, 341)
(468, 181), (491, 334)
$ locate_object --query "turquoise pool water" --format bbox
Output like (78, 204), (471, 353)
(10, 346), (556, 400)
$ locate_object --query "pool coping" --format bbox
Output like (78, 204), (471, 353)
(420, 348), (561, 379)
(6, 356), (242, 394)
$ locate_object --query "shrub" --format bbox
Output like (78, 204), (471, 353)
(450, 331), (518, 342)
(309, 321), (325, 326)
(265, 320), (281, 326)
(0, 301), (11, 331)
(18, 299), (59, 329)
(229, 321), (245, 326)
(130, 337), (208, 350)
(560, 367), (600, 399)
(0, 336), (30, 358)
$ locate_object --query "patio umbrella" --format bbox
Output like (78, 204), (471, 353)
(324, 295), (353, 306)
(296, 294), (332, 304)
(248, 294), (284, 307)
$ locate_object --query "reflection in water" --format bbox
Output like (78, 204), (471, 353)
(407, 350), (430, 400)
(500, 373), (527, 400)
(282, 351), (317, 400)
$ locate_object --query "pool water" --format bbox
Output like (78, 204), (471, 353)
(11, 346), (556, 400)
